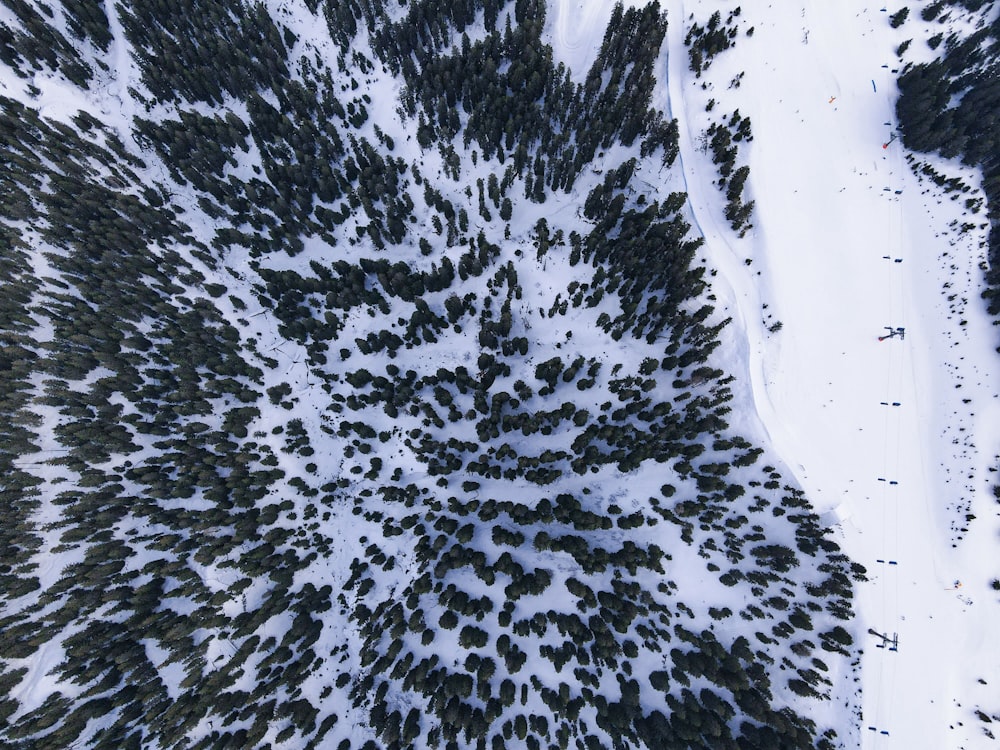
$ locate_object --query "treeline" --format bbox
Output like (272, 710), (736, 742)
(686, 7), (743, 77)
(0, 0), (862, 747)
(684, 7), (755, 236)
(0, 94), (337, 748)
(382, 0), (677, 200)
(129, 53), (424, 261)
(347, 470), (854, 750)
(896, 3), (1000, 325)
(706, 110), (754, 234)
(58, 0), (112, 51)
(0, 0), (95, 86)
(118, 0), (290, 106)
(305, 4), (858, 749)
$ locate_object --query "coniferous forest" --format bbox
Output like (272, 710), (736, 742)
(0, 1), (863, 748)
(896, 0), (1000, 324)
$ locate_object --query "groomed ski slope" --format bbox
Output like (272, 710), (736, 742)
(549, 1), (1000, 747)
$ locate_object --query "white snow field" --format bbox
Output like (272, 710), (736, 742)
(554, 0), (1000, 747)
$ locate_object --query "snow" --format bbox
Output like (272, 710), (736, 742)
(544, 0), (617, 82)
(3, 0), (999, 746)
(649, 0), (1000, 747)
(10, 639), (71, 716)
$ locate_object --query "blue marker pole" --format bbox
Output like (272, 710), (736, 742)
(872, 79), (877, 92)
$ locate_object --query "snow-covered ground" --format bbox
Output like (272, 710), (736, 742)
(549, 0), (1000, 746)
(4, 0), (997, 746)
(654, 0), (1000, 747)
(547, 0), (617, 82)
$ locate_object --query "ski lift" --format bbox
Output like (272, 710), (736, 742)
(868, 628), (899, 651)
(878, 326), (905, 341)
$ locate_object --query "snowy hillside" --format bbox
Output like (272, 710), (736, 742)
(662, 1), (1000, 748)
(0, 0), (996, 748)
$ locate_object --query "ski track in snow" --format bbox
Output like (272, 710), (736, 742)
(656, 1), (1000, 748)
(545, 0), (616, 82)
